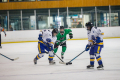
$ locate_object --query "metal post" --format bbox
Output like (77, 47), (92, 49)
(67, 7), (68, 17)
(34, 10), (36, 30)
(21, 10), (23, 30)
(118, 11), (120, 26)
(109, 5), (111, 27)
(81, 8), (84, 28)
(106, 13), (107, 27)
(48, 9), (50, 28)
(67, 7), (69, 28)
(58, 9), (59, 17)
(7, 11), (9, 31)
(95, 7), (97, 27)
(49, 9), (50, 17)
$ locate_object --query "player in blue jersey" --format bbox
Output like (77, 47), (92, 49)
(85, 22), (104, 69)
(34, 29), (58, 65)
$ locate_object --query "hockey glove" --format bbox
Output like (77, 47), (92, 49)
(38, 34), (42, 41)
(95, 37), (101, 43)
(85, 45), (91, 51)
(69, 33), (73, 39)
(54, 42), (59, 48)
(92, 37), (101, 45)
(46, 38), (51, 43)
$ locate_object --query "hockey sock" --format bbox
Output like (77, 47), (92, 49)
(90, 55), (95, 65)
(95, 53), (103, 65)
(35, 54), (44, 60)
(48, 56), (54, 61)
(61, 52), (65, 55)
(35, 54), (41, 60)
(62, 46), (66, 55)
(48, 51), (54, 61)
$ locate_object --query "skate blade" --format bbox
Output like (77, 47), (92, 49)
(49, 63), (56, 65)
(97, 68), (104, 70)
(87, 67), (94, 69)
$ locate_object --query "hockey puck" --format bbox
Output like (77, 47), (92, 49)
(66, 62), (72, 65)
(69, 62), (72, 64)
(68, 62), (72, 65)
(66, 63), (69, 65)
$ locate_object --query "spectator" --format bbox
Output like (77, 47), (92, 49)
(77, 22), (82, 28)
(9, 25), (13, 31)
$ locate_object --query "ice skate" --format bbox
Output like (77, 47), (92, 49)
(61, 55), (64, 59)
(97, 64), (104, 70)
(61, 52), (64, 59)
(34, 58), (37, 65)
(49, 60), (56, 65)
(87, 65), (94, 69)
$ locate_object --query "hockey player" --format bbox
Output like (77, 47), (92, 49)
(85, 22), (104, 69)
(0, 23), (6, 48)
(54, 26), (73, 59)
(34, 28), (58, 65)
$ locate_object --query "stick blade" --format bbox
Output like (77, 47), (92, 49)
(59, 61), (66, 64)
(14, 57), (19, 61)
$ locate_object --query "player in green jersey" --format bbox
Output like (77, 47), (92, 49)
(54, 26), (73, 59)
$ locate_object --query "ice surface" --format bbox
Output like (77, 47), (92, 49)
(0, 38), (120, 80)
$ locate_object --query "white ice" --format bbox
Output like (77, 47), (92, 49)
(0, 38), (120, 80)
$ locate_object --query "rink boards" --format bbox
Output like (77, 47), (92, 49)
(1, 27), (120, 44)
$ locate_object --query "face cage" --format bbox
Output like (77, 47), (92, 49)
(86, 26), (92, 31)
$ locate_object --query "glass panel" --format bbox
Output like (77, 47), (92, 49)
(97, 6), (109, 27)
(9, 10), (21, 31)
(47, 8), (66, 29)
(38, 0), (62, 1)
(36, 9), (48, 29)
(59, 8), (67, 28)
(50, 8), (59, 29)
(83, 7), (95, 27)
(22, 9), (35, 30)
(111, 6), (120, 26)
(68, 7), (82, 28)
(0, 10), (8, 31)
(9, 0), (35, 2)
(0, 0), (7, 2)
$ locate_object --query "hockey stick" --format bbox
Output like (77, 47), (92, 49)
(45, 51), (66, 64)
(0, 53), (19, 61)
(43, 45), (66, 64)
(65, 45), (94, 65)
(43, 38), (69, 64)
(65, 50), (86, 65)
(54, 38), (70, 64)
(54, 53), (66, 64)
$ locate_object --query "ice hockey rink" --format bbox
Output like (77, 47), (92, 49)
(0, 38), (120, 80)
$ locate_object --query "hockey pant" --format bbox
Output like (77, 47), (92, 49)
(89, 45), (103, 65)
(35, 41), (54, 61)
(54, 42), (66, 55)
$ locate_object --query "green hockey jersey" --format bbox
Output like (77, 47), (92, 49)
(56, 29), (72, 43)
